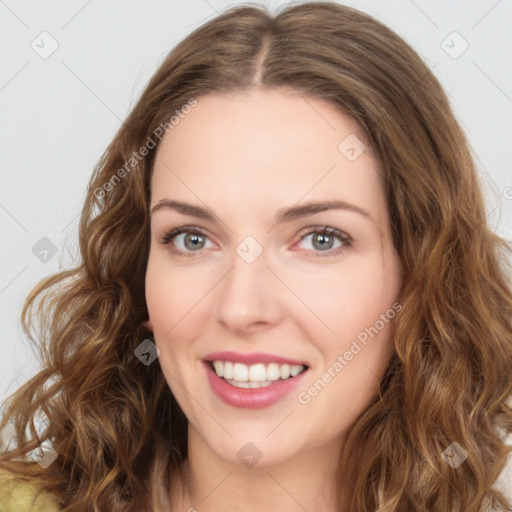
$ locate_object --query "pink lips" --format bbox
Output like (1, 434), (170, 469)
(202, 351), (309, 409)
(203, 351), (308, 366)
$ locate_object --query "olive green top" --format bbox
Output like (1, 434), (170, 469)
(0, 469), (60, 511)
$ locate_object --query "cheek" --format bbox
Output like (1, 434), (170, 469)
(145, 253), (208, 337)
(144, 258), (198, 391)
(320, 261), (399, 392)
(289, 255), (398, 343)
(144, 254), (221, 377)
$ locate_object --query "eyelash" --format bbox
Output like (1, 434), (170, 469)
(158, 225), (352, 258)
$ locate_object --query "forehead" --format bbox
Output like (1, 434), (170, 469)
(151, 89), (384, 219)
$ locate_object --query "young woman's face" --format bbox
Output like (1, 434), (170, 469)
(145, 88), (402, 468)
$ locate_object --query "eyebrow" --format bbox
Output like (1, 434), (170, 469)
(150, 199), (373, 224)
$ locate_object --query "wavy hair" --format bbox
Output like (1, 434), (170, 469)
(1, 2), (512, 511)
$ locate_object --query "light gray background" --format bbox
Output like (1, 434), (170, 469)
(1, 0), (511, 491)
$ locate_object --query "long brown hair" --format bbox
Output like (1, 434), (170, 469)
(1, 2), (511, 511)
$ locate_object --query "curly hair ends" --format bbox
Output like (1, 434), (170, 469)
(1, 2), (512, 511)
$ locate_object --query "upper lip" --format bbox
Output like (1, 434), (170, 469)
(203, 351), (309, 367)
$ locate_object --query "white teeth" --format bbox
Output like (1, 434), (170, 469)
(267, 363), (281, 381)
(213, 361), (224, 378)
(223, 361), (234, 380)
(249, 363), (266, 381)
(226, 379), (274, 389)
(233, 363), (249, 382)
(290, 365), (302, 377)
(211, 360), (306, 384)
(230, 380), (250, 388)
(280, 364), (291, 379)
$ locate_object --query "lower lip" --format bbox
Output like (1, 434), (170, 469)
(203, 362), (309, 409)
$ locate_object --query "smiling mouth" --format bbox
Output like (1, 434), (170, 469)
(207, 360), (309, 389)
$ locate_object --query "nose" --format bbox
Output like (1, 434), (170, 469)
(214, 244), (283, 336)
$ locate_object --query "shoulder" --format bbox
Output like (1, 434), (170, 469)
(0, 468), (60, 512)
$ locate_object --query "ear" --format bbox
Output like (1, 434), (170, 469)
(142, 318), (153, 331)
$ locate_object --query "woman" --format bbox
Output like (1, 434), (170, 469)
(1, 2), (511, 511)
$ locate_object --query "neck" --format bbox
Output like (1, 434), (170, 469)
(169, 425), (346, 512)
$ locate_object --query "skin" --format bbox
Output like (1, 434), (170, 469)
(144, 88), (402, 511)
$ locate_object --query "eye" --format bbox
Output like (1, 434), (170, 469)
(158, 225), (352, 258)
(296, 226), (352, 257)
(158, 226), (214, 257)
